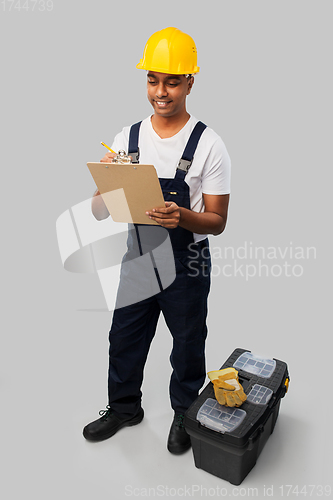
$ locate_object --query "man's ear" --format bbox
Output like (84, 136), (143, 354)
(187, 76), (194, 95)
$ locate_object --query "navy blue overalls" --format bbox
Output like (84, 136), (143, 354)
(107, 121), (212, 417)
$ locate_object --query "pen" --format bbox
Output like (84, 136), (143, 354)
(101, 141), (116, 154)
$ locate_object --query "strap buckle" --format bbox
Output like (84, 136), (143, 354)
(177, 158), (192, 172)
(129, 148), (140, 164)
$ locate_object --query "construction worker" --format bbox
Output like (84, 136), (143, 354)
(83, 27), (231, 454)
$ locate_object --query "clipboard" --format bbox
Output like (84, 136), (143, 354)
(87, 153), (165, 224)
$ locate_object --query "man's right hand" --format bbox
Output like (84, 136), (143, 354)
(100, 152), (117, 163)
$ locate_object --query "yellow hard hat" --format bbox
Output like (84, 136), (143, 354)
(136, 27), (200, 75)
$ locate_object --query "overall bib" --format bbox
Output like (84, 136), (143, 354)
(108, 121), (212, 417)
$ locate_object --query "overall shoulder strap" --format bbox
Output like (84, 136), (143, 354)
(128, 121), (142, 163)
(177, 121), (207, 174)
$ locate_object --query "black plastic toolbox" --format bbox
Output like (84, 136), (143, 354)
(184, 348), (289, 485)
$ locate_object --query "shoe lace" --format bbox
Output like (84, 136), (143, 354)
(99, 405), (113, 421)
(175, 413), (185, 428)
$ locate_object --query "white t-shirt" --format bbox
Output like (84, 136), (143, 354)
(111, 115), (231, 243)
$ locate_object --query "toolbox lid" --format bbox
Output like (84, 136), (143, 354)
(196, 398), (246, 434)
(247, 384), (273, 405)
(233, 352), (276, 378)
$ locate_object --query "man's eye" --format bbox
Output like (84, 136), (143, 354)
(148, 80), (157, 85)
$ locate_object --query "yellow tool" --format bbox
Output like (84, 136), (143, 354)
(101, 141), (116, 154)
(208, 368), (247, 407)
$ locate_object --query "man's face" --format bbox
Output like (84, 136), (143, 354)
(146, 71), (194, 118)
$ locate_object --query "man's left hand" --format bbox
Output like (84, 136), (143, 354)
(146, 202), (181, 228)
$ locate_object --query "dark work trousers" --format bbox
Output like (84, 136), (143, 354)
(108, 121), (211, 418)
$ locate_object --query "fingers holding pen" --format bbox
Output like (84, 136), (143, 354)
(100, 152), (117, 163)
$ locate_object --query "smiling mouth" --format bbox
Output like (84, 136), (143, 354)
(154, 100), (172, 107)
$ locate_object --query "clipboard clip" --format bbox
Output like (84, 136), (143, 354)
(110, 150), (133, 164)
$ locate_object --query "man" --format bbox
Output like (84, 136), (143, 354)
(83, 27), (231, 454)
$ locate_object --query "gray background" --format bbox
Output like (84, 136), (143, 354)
(1, 0), (331, 498)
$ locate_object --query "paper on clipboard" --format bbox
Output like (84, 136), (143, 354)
(87, 162), (165, 224)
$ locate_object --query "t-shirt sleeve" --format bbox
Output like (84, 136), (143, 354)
(201, 137), (231, 195)
(110, 126), (131, 154)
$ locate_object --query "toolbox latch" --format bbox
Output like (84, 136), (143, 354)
(280, 377), (290, 398)
(284, 377), (290, 394)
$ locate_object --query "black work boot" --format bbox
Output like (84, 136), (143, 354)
(167, 412), (191, 454)
(83, 405), (144, 442)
